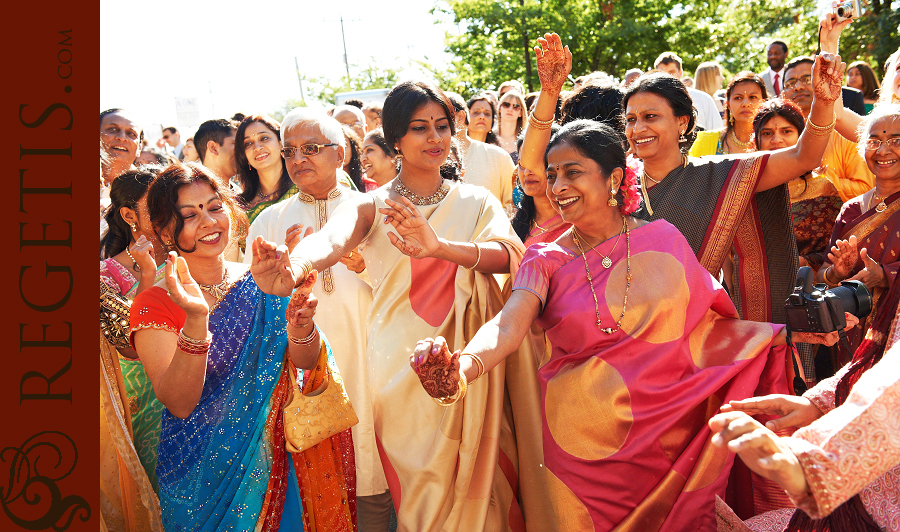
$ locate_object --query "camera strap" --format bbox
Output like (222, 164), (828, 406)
(783, 329), (808, 395)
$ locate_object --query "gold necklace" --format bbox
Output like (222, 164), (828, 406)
(531, 214), (559, 235)
(394, 179), (449, 206)
(572, 219), (624, 269)
(869, 192), (888, 213)
(640, 155), (688, 216)
(729, 129), (751, 150)
(571, 218), (632, 334)
(198, 269), (232, 308)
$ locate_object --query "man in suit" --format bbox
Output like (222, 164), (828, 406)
(760, 40), (788, 97)
(162, 126), (184, 160)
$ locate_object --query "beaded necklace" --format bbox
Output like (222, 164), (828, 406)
(571, 217), (632, 334)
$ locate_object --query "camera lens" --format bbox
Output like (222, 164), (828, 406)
(828, 280), (872, 319)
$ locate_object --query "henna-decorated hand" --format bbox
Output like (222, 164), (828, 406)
(534, 33), (572, 95)
(379, 196), (441, 258)
(285, 270), (318, 328)
(812, 52), (846, 103)
(827, 234), (858, 279)
(793, 312), (860, 346)
(410, 336), (462, 399)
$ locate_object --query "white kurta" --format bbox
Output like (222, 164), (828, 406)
(462, 140), (515, 213)
(244, 184), (387, 497)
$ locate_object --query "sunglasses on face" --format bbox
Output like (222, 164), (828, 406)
(500, 102), (522, 110)
(281, 143), (338, 158)
(864, 137), (900, 151)
(783, 75), (812, 91)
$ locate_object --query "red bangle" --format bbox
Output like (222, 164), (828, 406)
(177, 329), (211, 356)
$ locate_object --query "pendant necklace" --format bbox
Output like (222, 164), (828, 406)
(869, 193), (888, 213)
(572, 222), (623, 269)
(571, 217), (632, 334)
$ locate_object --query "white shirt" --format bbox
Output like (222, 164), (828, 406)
(461, 139), (515, 212)
(244, 184), (387, 496)
(687, 87), (724, 131)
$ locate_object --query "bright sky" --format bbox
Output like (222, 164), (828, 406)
(100, 0), (458, 142)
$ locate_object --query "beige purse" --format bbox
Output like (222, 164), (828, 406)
(283, 357), (359, 453)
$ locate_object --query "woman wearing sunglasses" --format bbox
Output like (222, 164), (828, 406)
(498, 91), (526, 163)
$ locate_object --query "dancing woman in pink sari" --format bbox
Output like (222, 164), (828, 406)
(410, 121), (850, 531)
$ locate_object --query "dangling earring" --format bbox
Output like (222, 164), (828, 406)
(130, 222), (138, 232)
(678, 130), (687, 143)
(729, 114), (735, 126)
(608, 187), (618, 207)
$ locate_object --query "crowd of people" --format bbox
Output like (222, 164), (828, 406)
(99, 13), (899, 532)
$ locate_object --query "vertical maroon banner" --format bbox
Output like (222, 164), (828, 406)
(2, 1), (99, 530)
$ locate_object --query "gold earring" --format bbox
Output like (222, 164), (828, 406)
(130, 222), (138, 232)
(608, 189), (618, 207)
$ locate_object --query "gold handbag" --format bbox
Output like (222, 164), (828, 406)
(283, 347), (359, 453)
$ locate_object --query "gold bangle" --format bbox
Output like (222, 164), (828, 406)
(434, 371), (467, 406)
(293, 257), (313, 288)
(528, 113), (554, 131)
(805, 112), (836, 137)
(287, 326), (318, 345)
(465, 353), (486, 381)
(466, 243), (482, 270)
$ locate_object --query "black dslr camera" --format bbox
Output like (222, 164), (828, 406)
(785, 266), (872, 333)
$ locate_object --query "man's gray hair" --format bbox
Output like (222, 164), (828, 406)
(280, 108), (345, 149)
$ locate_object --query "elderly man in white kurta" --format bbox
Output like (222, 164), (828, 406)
(244, 108), (391, 531)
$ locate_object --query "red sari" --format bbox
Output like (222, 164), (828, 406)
(512, 220), (791, 531)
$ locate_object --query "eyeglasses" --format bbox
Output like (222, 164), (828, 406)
(281, 143), (338, 158)
(783, 75), (812, 91)
(500, 102), (522, 110)
(864, 137), (900, 151)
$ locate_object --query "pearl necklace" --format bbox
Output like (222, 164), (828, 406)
(571, 218), (632, 334)
(394, 179), (449, 206)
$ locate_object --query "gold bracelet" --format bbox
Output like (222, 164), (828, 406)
(292, 257), (313, 288)
(822, 265), (841, 288)
(466, 243), (482, 270)
(287, 325), (318, 345)
(464, 353), (486, 381)
(805, 112), (836, 137)
(434, 371), (467, 406)
(528, 113), (554, 131)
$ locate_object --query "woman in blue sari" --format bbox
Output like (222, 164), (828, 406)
(129, 162), (356, 531)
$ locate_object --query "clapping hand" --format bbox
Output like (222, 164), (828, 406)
(827, 235), (858, 279)
(535, 33), (572, 95)
(410, 336), (462, 399)
(250, 236), (296, 297)
(848, 248), (887, 289)
(709, 411), (810, 498)
(380, 196), (441, 259)
(164, 251), (209, 317)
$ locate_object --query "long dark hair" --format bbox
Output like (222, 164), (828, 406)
(511, 125), (561, 242)
(382, 80), (462, 181)
(234, 115), (292, 206)
(560, 81), (625, 133)
(466, 93), (500, 146)
(146, 163), (248, 254)
(341, 125), (366, 191)
(101, 166), (163, 258)
(623, 72), (697, 150)
(848, 61), (881, 101)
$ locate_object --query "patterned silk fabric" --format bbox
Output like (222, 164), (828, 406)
(513, 220), (790, 531)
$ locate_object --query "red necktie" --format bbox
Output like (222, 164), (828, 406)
(773, 73), (780, 96)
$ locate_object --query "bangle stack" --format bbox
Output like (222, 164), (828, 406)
(823, 265), (841, 288)
(464, 353), (485, 382)
(466, 243), (482, 270)
(177, 329), (212, 356)
(528, 113), (555, 131)
(434, 370), (467, 406)
(293, 257), (314, 289)
(805, 112), (836, 137)
(287, 325), (319, 346)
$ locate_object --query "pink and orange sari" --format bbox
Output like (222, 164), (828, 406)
(513, 220), (791, 531)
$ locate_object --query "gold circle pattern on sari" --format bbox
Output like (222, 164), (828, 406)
(545, 467), (594, 530)
(605, 251), (688, 344)
(545, 357), (632, 460)
(688, 308), (771, 368)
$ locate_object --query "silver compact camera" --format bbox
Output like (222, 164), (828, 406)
(835, 0), (862, 22)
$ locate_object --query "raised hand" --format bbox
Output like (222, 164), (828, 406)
(827, 235), (858, 279)
(812, 52), (846, 103)
(849, 247), (888, 289)
(709, 411), (810, 498)
(285, 223), (315, 254)
(379, 196), (441, 258)
(818, 8), (853, 54)
(250, 236), (297, 297)
(410, 336), (462, 399)
(534, 32), (572, 95)
(286, 270), (319, 328)
(164, 252), (209, 318)
(338, 248), (366, 274)
(721, 394), (823, 431)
